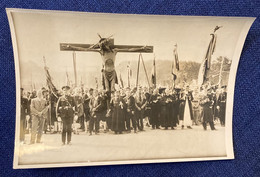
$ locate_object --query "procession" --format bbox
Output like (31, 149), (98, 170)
(19, 26), (229, 148)
(20, 83), (227, 145)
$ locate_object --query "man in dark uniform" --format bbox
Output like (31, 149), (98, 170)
(217, 85), (227, 126)
(200, 88), (217, 130)
(20, 88), (29, 144)
(56, 86), (78, 145)
(124, 87), (136, 133)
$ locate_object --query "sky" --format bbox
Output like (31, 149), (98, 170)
(11, 10), (250, 88)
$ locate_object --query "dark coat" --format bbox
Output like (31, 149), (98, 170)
(200, 94), (214, 122)
(56, 95), (77, 124)
(159, 95), (169, 127)
(21, 97), (29, 121)
(218, 92), (227, 120)
(110, 96), (125, 132)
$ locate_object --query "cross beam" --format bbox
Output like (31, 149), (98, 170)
(60, 39), (153, 53)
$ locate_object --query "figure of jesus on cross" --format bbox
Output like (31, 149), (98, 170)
(60, 35), (153, 92)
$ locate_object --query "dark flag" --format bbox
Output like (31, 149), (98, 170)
(172, 45), (178, 88)
(151, 55), (156, 87)
(205, 34), (217, 69)
(198, 31), (218, 86)
(173, 44), (180, 71)
(43, 56), (58, 98)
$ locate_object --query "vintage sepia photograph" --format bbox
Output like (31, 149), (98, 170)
(7, 9), (255, 168)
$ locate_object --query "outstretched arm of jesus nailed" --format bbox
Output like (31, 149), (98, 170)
(62, 44), (101, 53)
(113, 46), (152, 53)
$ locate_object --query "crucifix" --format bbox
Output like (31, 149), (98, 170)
(60, 35), (153, 92)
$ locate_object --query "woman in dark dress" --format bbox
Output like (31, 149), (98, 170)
(110, 90), (125, 134)
(171, 89), (179, 128)
(160, 89), (169, 129)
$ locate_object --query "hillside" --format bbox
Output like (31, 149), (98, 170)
(20, 57), (231, 91)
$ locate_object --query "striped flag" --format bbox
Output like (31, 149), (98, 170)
(198, 33), (218, 87)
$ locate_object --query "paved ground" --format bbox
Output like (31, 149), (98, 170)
(18, 123), (226, 165)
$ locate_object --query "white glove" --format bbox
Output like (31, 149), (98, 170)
(74, 115), (78, 122)
(57, 116), (62, 122)
(26, 115), (30, 121)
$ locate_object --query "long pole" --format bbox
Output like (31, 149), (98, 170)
(136, 54), (141, 87)
(153, 55), (156, 88)
(73, 51), (77, 87)
(140, 54), (151, 88)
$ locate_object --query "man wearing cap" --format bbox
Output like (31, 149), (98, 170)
(200, 88), (217, 130)
(56, 86), (78, 145)
(217, 86), (227, 126)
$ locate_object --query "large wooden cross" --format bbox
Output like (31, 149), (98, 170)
(60, 38), (153, 91)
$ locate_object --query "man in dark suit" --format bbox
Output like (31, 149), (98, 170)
(56, 86), (78, 145)
(125, 87), (136, 133)
(217, 85), (227, 126)
(20, 88), (29, 144)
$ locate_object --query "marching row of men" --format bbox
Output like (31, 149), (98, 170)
(20, 84), (227, 145)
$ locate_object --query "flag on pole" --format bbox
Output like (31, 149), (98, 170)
(151, 55), (156, 87)
(198, 30), (218, 87)
(171, 60), (177, 81)
(43, 56), (58, 98)
(173, 44), (180, 71)
(205, 34), (217, 69)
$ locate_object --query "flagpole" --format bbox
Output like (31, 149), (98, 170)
(140, 54), (150, 88)
(136, 54), (141, 87)
(73, 51), (77, 87)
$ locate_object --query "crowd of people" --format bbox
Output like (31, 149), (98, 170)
(20, 83), (227, 145)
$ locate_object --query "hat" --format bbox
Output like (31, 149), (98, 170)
(41, 87), (48, 93)
(174, 88), (181, 93)
(159, 88), (166, 94)
(62, 86), (70, 90)
(20, 88), (24, 91)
